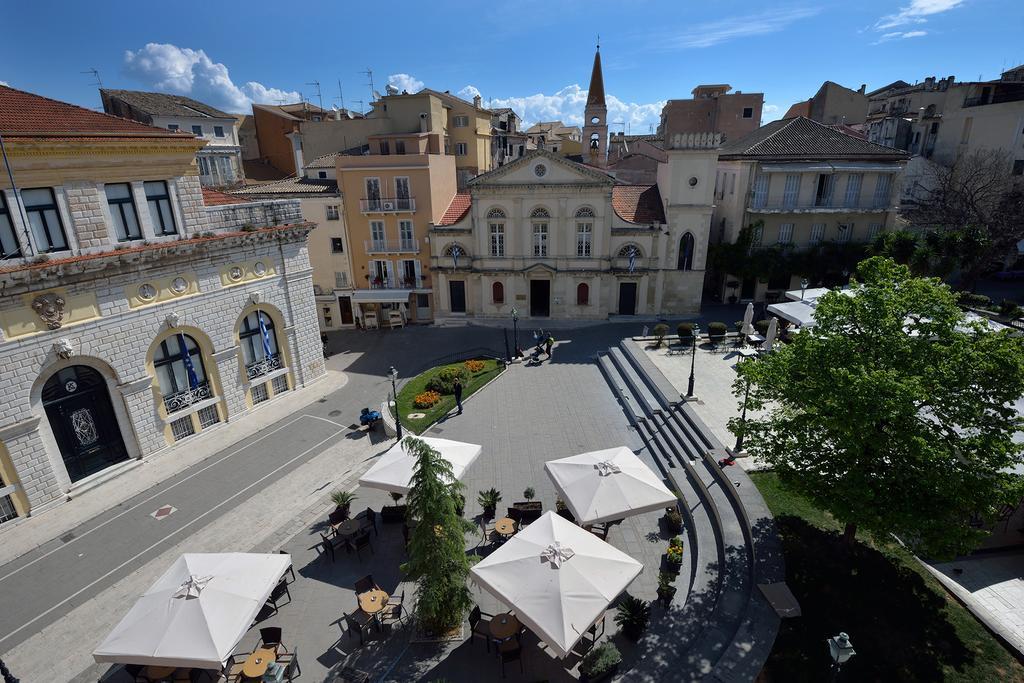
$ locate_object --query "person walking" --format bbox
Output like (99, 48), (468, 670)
(545, 334), (554, 360)
(453, 377), (464, 415)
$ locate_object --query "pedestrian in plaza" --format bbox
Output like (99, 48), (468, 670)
(545, 334), (555, 359)
(454, 377), (464, 415)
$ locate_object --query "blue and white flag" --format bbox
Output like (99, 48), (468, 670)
(257, 311), (274, 359)
(451, 244), (462, 268)
(628, 246), (638, 274)
(178, 333), (200, 389)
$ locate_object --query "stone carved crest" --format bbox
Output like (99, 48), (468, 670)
(31, 293), (66, 330)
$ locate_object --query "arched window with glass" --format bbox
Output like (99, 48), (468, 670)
(531, 207), (549, 257)
(492, 281), (504, 304)
(678, 232), (695, 271)
(153, 333), (211, 413)
(575, 207), (594, 257)
(577, 282), (590, 305)
(487, 208), (506, 257)
(240, 310), (281, 380)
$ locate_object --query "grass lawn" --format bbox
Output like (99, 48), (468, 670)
(394, 358), (504, 434)
(750, 471), (1024, 683)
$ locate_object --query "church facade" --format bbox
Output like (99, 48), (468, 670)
(428, 49), (717, 321)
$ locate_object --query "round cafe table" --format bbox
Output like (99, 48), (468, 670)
(142, 666), (176, 681)
(242, 648), (277, 679)
(494, 517), (517, 537)
(489, 612), (520, 641)
(358, 588), (389, 615)
(334, 518), (360, 538)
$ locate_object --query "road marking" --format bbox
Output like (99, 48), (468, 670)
(0, 426), (345, 646)
(304, 414), (349, 428)
(149, 505), (176, 520)
(0, 413), (318, 584)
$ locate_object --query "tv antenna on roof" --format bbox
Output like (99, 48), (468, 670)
(362, 68), (375, 104)
(352, 99), (365, 115)
(335, 79), (346, 111)
(306, 80), (323, 112)
(81, 68), (103, 89)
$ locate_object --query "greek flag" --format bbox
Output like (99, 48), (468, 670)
(628, 246), (638, 274)
(178, 333), (200, 389)
(451, 244), (462, 268)
(257, 311), (274, 359)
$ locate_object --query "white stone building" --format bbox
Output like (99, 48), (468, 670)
(0, 85), (324, 524)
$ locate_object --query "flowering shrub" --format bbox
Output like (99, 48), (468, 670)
(426, 365), (469, 394)
(464, 359), (486, 373)
(665, 542), (683, 567)
(414, 390), (442, 408)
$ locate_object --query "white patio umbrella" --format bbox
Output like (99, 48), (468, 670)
(93, 553), (291, 670)
(741, 302), (755, 336)
(470, 511), (643, 658)
(544, 447), (676, 525)
(763, 316), (779, 350)
(358, 436), (482, 495)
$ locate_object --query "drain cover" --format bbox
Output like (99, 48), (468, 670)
(329, 410), (342, 417)
(60, 532), (76, 543)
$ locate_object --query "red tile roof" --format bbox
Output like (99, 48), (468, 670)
(0, 84), (185, 137)
(612, 185), (665, 224)
(437, 193), (472, 226)
(202, 188), (250, 206)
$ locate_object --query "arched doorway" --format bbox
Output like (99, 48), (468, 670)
(42, 365), (128, 483)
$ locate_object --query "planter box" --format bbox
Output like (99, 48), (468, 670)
(380, 505), (407, 523)
(581, 663), (620, 683)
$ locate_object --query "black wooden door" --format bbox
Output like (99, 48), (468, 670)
(449, 280), (466, 313)
(618, 282), (637, 315)
(339, 296), (354, 325)
(530, 280), (550, 317)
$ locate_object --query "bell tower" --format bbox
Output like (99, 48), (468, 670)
(582, 43), (608, 167)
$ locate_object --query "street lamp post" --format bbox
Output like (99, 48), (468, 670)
(687, 323), (700, 398)
(800, 277), (809, 301)
(388, 365), (403, 440)
(827, 632), (856, 682)
(733, 362), (752, 453)
(511, 307), (520, 358)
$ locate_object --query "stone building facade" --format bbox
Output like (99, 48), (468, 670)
(0, 85), (324, 523)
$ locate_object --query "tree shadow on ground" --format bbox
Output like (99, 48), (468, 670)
(762, 515), (974, 682)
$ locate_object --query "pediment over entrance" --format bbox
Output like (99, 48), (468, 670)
(469, 150), (614, 188)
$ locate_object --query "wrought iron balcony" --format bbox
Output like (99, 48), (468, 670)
(364, 239), (420, 254)
(366, 275), (429, 289)
(246, 353), (283, 381)
(163, 381), (213, 414)
(359, 197), (415, 213)
(748, 197), (892, 212)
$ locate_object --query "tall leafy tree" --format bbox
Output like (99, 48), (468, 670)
(731, 257), (1024, 558)
(401, 436), (473, 633)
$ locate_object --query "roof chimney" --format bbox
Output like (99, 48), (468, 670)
(859, 84), (866, 94)
(473, 95), (482, 108)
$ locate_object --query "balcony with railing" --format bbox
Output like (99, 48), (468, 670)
(163, 381), (214, 414)
(748, 196), (892, 213)
(359, 197), (416, 213)
(364, 239), (421, 254)
(246, 353), (284, 381)
(367, 275), (430, 290)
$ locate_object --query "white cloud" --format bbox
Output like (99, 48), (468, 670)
(763, 104), (780, 115)
(0, 80), (8, 87)
(873, 29), (929, 43)
(122, 43), (300, 113)
(651, 7), (821, 49)
(387, 73), (424, 94)
(457, 85), (481, 100)
(486, 84), (665, 133)
(875, 0), (963, 29)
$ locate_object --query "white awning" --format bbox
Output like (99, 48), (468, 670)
(767, 299), (819, 327)
(351, 290), (414, 303)
(784, 287), (832, 302)
(359, 436), (482, 495)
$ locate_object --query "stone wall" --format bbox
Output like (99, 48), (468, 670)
(64, 181), (109, 251)
(204, 199), (303, 233)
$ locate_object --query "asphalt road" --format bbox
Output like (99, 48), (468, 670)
(0, 322), (644, 655)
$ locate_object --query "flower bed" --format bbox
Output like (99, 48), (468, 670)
(395, 358), (504, 434)
(464, 359), (485, 373)
(413, 390), (441, 408)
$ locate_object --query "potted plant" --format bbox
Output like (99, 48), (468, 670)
(381, 491), (408, 523)
(614, 595), (650, 642)
(677, 322), (694, 343)
(330, 490), (356, 518)
(657, 571), (677, 607)
(664, 504), (683, 534)
(523, 486), (535, 502)
(726, 280), (739, 304)
(707, 321), (728, 343)
(652, 323), (669, 348)
(477, 488), (502, 519)
(579, 641), (622, 683)
(755, 318), (770, 336)
(555, 498), (575, 522)
(664, 537), (684, 573)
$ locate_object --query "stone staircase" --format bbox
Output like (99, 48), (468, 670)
(597, 339), (783, 681)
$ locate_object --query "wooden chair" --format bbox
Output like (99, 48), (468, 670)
(344, 611), (374, 646)
(498, 639), (524, 678)
(350, 532), (373, 559)
(354, 507), (378, 536)
(258, 626), (287, 654)
(469, 605), (493, 652)
(276, 646), (301, 681)
(354, 574), (378, 595)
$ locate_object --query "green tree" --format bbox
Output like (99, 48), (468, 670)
(730, 257), (1024, 558)
(401, 436), (474, 633)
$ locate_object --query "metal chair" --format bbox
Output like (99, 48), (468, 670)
(319, 531), (347, 563)
(264, 581), (291, 616)
(221, 654), (248, 683)
(469, 605), (493, 652)
(277, 646), (301, 681)
(258, 626), (287, 654)
(380, 590), (408, 631)
(498, 639), (524, 678)
(278, 550), (296, 581)
(344, 611), (374, 646)
(479, 518), (498, 546)
(354, 574), (378, 595)
(354, 507), (378, 536)
(349, 531), (374, 559)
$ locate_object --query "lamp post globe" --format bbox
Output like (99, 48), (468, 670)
(827, 632), (855, 681)
(687, 323), (700, 398)
(388, 365), (402, 439)
(800, 277), (809, 301)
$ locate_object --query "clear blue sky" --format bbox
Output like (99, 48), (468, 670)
(1, 0), (1022, 132)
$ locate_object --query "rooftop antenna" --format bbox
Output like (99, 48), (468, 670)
(352, 99), (365, 115)
(306, 80), (323, 112)
(596, 34), (600, 50)
(612, 119), (625, 134)
(81, 67), (103, 89)
(362, 68), (375, 103)
(335, 79), (346, 111)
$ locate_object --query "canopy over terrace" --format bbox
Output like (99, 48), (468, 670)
(359, 436), (482, 495)
(93, 553), (291, 670)
(469, 511), (643, 658)
(544, 447), (676, 525)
